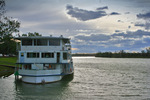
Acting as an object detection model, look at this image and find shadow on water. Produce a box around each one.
[14,74,74,99]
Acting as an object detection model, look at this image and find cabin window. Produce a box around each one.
[63,53,67,60]
[22,39,32,46]
[27,52,39,58]
[43,64,56,70]
[49,39,60,46]
[42,53,54,58]
[34,39,47,46]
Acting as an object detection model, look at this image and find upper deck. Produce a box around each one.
[15,36,72,64]
[15,36,71,52]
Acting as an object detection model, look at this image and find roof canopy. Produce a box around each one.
[14,36,70,40]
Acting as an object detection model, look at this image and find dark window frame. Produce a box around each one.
[22,39,32,46]
[27,52,40,58]
[34,39,48,46]
[49,39,60,46]
[63,53,68,60]
[42,52,54,58]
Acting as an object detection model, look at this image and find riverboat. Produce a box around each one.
[15,35,73,84]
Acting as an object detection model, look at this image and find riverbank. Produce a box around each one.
[0,66,14,77]
[95,52,150,58]
[0,57,17,77]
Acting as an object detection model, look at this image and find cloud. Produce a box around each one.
[136,12,150,30]
[110,12,121,15]
[137,12,150,19]
[66,5,120,21]
[115,30,121,32]
[112,30,150,38]
[96,6,108,10]
[135,22,150,30]
[66,5,107,21]
[74,34,111,42]
[72,30,150,53]
[125,12,130,14]
[71,48,78,51]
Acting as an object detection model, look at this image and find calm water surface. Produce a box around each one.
[0,57,150,100]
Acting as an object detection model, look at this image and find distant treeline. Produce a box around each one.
[72,53,96,56]
[95,49,150,58]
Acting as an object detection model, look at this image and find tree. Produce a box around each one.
[22,32,42,37]
[146,47,150,53]
[0,0,5,18]
[0,17,20,39]
[0,0,20,56]
[0,34,16,56]
[0,17,20,56]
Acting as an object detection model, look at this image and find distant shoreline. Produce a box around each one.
[72,53,150,58]
[72,53,96,57]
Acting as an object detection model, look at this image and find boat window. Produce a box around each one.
[49,39,60,46]
[34,39,47,46]
[43,64,56,70]
[23,64,31,70]
[27,52,39,58]
[22,39,32,46]
[63,53,67,60]
[42,53,54,58]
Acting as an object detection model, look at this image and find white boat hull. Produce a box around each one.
[22,75,63,84]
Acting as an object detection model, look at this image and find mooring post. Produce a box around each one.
[14,65,19,80]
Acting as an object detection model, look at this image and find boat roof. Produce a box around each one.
[14,36,70,40]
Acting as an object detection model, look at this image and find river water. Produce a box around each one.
[0,57,150,100]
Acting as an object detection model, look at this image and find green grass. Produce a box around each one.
[0,57,16,77]
[0,57,17,66]
[0,66,14,77]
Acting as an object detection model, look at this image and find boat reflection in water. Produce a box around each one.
[14,74,74,100]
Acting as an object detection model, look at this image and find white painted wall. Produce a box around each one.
[21,46,62,51]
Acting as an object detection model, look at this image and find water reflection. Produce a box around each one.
[14,75,74,100]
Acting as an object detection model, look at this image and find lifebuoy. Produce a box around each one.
[49,64,51,69]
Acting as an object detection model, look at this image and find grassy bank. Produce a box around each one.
[0,57,17,77]
[0,57,17,66]
[0,66,14,77]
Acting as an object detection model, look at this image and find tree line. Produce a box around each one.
[95,49,150,58]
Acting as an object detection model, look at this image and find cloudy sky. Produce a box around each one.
[5,0,150,53]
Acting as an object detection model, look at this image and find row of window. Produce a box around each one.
[22,52,68,59]
[22,39,60,46]
[26,52,54,58]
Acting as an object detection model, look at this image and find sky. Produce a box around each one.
[4,0,150,53]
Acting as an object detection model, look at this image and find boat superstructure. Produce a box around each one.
[15,36,73,84]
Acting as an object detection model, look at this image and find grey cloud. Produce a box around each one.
[66,5,120,21]
[96,6,108,10]
[125,12,130,14]
[134,23,145,27]
[137,12,150,19]
[66,5,107,21]
[74,34,111,41]
[73,30,150,52]
[135,22,150,30]
[115,30,121,32]
[136,12,150,30]
[112,30,150,38]
[110,12,120,15]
